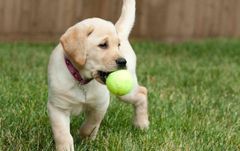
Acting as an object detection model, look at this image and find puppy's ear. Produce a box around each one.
[60,25,94,67]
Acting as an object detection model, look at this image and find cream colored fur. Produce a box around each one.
[47,0,149,150]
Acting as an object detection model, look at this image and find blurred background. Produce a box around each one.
[0,0,240,42]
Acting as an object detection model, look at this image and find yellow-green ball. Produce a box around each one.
[106,70,133,96]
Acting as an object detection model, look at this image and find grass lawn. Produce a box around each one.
[0,39,240,150]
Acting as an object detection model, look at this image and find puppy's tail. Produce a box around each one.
[115,0,136,39]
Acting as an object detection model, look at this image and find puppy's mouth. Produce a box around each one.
[93,70,114,84]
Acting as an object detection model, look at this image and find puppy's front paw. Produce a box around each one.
[79,124,99,140]
[56,141,74,151]
[133,115,149,130]
[54,134,74,151]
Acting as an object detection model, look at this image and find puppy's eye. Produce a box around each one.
[98,43,108,49]
[118,43,121,47]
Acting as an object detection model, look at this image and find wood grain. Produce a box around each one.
[0,0,240,42]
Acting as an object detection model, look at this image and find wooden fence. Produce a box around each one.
[1,0,240,42]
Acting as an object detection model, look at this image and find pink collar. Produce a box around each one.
[64,56,92,85]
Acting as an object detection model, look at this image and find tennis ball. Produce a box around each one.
[106,70,133,96]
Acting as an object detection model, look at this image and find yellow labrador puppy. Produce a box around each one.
[47,0,149,150]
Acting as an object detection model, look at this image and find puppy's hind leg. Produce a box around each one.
[120,85,149,129]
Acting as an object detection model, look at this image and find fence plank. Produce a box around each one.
[0,0,5,31]
[235,0,240,36]
[165,0,182,40]
[19,0,31,33]
[178,0,196,40]
[3,0,14,33]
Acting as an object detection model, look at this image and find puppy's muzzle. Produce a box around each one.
[94,58,127,85]
[116,57,127,69]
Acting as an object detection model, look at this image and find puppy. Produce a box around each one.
[47,0,149,150]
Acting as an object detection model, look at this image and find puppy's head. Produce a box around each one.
[60,18,126,84]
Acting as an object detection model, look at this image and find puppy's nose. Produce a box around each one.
[116,57,127,68]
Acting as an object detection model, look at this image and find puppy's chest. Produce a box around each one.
[67,85,87,103]
[67,84,98,104]
[53,82,106,111]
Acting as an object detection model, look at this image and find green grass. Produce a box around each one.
[1,39,240,150]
